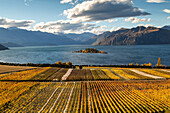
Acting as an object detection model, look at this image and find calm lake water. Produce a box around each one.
[0,45,170,66]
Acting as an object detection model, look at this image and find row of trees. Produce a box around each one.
[128,58,166,67]
[55,61,72,66]
[128,63,152,67]
[0,61,74,68]
[0,58,168,69]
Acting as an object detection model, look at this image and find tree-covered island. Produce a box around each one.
[73,48,107,54]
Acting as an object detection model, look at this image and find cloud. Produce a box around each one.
[33,20,105,34]
[0,17,35,28]
[106,19,118,23]
[163,9,170,13]
[24,0,32,6]
[146,0,166,3]
[60,0,79,5]
[63,0,150,22]
[96,19,118,23]
[167,16,170,19]
[109,26,116,32]
[89,25,108,34]
[60,0,73,4]
[138,24,153,27]
[125,17,151,23]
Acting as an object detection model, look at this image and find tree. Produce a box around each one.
[62,62,66,65]
[79,66,82,69]
[148,63,152,67]
[156,57,162,67]
[136,63,139,66]
[66,61,72,66]
[55,61,62,65]
[128,63,134,66]
[157,58,161,66]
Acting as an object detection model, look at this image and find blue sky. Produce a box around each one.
[0,0,169,34]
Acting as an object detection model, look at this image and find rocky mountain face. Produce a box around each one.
[87,26,170,46]
[0,27,78,46]
[83,31,111,45]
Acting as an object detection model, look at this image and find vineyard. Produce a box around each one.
[0,80,169,112]
[0,66,170,112]
[0,67,169,81]
[0,65,35,74]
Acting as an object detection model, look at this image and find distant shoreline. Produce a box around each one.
[0,62,169,69]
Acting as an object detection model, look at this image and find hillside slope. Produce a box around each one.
[0,27,78,46]
[59,32,95,42]
[88,26,170,46]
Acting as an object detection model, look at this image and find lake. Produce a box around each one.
[0,45,170,66]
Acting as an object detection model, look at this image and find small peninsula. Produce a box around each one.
[0,44,9,50]
[73,48,107,54]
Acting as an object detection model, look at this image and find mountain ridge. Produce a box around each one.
[0,27,78,46]
[85,26,170,46]
[58,32,96,42]
[1,25,170,46]
[162,25,170,30]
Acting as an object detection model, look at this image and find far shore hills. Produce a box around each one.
[0,25,170,48]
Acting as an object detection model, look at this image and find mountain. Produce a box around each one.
[0,42,23,47]
[84,31,111,45]
[0,44,9,50]
[86,26,170,46]
[162,25,170,30]
[0,27,78,46]
[58,32,96,42]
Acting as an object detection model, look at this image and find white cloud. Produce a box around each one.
[125,17,151,23]
[96,19,118,23]
[146,0,166,3]
[60,0,79,5]
[163,9,170,13]
[24,0,32,6]
[156,26,162,28]
[167,16,170,19]
[0,17,35,28]
[138,24,153,27]
[106,19,118,23]
[90,25,108,34]
[144,24,152,27]
[60,0,73,4]
[75,0,79,4]
[109,26,116,32]
[33,20,105,34]
[63,0,150,22]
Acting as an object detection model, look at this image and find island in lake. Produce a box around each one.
[73,48,107,54]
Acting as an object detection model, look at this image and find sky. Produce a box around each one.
[0,0,170,34]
